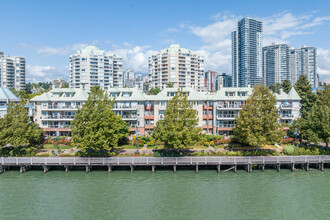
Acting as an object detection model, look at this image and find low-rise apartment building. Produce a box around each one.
[31,87,301,137]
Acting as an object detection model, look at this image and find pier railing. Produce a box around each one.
[1,155,330,166]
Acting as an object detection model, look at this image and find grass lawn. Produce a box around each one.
[42,144,72,150]
[190,145,209,149]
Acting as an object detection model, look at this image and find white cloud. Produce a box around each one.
[26,65,67,82]
[113,45,157,73]
[36,43,89,56]
[317,48,330,79]
[188,11,330,79]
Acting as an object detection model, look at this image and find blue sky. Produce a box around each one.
[1,0,330,82]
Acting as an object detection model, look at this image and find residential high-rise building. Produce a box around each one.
[52,78,66,89]
[123,69,135,87]
[216,73,232,90]
[69,46,123,90]
[262,43,290,87]
[148,44,205,91]
[204,70,217,92]
[289,46,318,87]
[289,48,302,85]
[232,18,263,87]
[301,47,318,87]
[0,52,26,90]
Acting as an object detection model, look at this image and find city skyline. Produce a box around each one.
[1,0,330,82]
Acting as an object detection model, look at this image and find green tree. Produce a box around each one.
[0,100,43,156]
[269,83,281,93]
[71,86,129,156]
[148,87,161,95]
[166,82,174,88]
[233,85,285,148]
[294,74,317,118]
[294,85,330,147]
[317,84,330,108]
[281,80,292,94]
[153,89,201,149]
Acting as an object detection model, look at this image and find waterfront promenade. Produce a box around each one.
[1,155,329,173]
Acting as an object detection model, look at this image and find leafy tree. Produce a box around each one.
[233,84,285,148]
[148,87,161,95]
[281,80,292,94]
[153,89,201,149]
[0,100,43,156]
[294,74,317,118]
[166,82,174,88]
[294,85,330,147]
[269,83,281,93]
[71,86,129,156]
[317,84,330,108]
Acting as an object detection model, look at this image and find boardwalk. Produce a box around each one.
[1,156,329,173]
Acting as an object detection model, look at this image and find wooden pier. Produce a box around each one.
[0,156,329,173]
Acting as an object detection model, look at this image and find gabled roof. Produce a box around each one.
[287,87,301,100]
[0,88,20,102]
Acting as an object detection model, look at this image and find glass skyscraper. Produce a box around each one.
[232,18,263,87]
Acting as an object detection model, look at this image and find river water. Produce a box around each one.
[0,168,329,220]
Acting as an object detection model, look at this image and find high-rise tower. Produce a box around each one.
[232,18,263,87]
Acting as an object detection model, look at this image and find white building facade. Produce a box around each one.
[31,87,301,137]
[148,44,205,91]
[0,52,26,91]
[69,46,123,90]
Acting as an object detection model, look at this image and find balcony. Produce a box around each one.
[216,115,236,120]
[144,115,154,120]
[280,114,294,119]
[41,115,75,120]
[280,104,293,109]
[113,105,138,110]
[202,115,213,120]
[41,105,81,110]
[41,125,71,129]
[121,115,138,120]
[217,124,235,128]
[217,104,243,110]
[203,105,213,110]
[159,105,166,110]
[145,124,154,129]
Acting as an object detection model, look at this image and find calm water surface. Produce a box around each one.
[0,168,329,220]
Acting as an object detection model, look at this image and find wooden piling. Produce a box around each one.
[108,165,112,173]
[0,165,3,174]
[319,162,324,171]
[217,164,221,173]
[64,166,69,172]
[195,164,199,173]
[277,163,280,172]
[152,165,155,173]
[43,165,49,173]
[306,162,309,171]
[85,165,90,173]
[130,165,134,173]
[291,162,295,172]
[20,165,26,173]
[173,165,177,173]
[234,164,237,173]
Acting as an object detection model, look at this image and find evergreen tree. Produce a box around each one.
[269,83,281,93]
[153,89,201,149]
[294,85,330,147]
[148,87,161,95]
[294,74,316,118]
[281,80,292,94]
[71,86,129,156]
[0,100,43,155]
[317,84,330,108]
[233,85,285,148]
